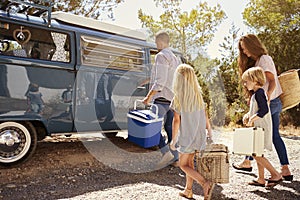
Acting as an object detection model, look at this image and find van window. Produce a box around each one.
[81,35,145,71]
[0,21,70,62]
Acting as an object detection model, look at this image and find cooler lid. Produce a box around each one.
[127,109,163,123]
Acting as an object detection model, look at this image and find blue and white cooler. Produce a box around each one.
[127,100,163,148]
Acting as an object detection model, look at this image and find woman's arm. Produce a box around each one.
[170,111,180,150]
[265,71,276,102]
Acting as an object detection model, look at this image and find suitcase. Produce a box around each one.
[127,100,163,148]
[232,127,264,157]
[196,144,229,183]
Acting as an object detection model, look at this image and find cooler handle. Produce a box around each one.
[134,99,159,120]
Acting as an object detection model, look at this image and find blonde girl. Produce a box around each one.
[169,64,214,200]
[242,67,282,187]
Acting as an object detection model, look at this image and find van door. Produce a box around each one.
[0,19,75,134]
[74,35,150,132]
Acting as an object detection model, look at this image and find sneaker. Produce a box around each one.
[155,151,174,169]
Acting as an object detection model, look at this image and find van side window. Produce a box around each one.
[0,21,70,62]
[81,35,145,71]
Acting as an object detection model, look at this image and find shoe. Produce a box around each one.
[155,151,174,169]
[283,175,293,181]
[179,189,193,199]
[248,180,265,187]
[266,178,283,188]
[232,163,252,172]
[204,183,215,200]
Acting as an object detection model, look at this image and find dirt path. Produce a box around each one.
[0,129,299,200]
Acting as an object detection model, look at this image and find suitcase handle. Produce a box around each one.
[134,100,159,120]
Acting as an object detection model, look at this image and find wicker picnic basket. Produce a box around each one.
[278,69,300,111]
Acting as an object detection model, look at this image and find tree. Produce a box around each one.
[218,23,241,105]
[243,0,300,73]
[54,0,123,20]
[0,0,123,20]
[138,0,226,59]
[194,56,227,126]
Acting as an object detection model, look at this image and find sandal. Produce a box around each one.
[179,189,193,199]
[266,178,283,188]
[283,175,293,181]
[232,163,253,172]
[248,180,265,187]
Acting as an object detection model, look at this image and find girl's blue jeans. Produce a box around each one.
[246,97,289,165]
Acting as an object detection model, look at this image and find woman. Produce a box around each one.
[232,34,293,181]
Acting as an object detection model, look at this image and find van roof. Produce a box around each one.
[51,12,146,41]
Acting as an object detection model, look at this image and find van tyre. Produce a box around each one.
[0,122,37,166]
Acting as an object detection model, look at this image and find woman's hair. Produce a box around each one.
[237,34,268,99]
[237,34,268,77]
[242,66,266,87]
[172,64,204,112]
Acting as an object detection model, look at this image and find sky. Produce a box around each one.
[103,0,250,59]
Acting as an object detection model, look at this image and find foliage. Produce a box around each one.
[0,0,123,20]
[191,54,227,126]
[214,24,248,125]
[243,0,300,125]
[243,0,299,33]
[243,0,300,73]
[138,0,226,59]
[218,24,240,105]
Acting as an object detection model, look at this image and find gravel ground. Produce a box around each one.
[0,128,299,200]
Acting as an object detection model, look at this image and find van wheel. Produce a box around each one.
[0,122,37,166]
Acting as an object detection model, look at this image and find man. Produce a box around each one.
[143,31,180,168]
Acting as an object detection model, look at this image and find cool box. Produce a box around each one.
[127,101,163,148]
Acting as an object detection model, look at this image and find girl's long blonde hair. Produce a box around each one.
[172,64,204,112]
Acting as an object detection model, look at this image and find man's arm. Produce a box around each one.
[142,89,158,105]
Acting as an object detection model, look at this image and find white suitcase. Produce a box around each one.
[232,127,264,157]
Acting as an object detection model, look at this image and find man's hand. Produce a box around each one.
[142,96,151,105]
[142,90,157,105]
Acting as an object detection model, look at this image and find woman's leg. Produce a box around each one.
[232,156,253,171]
[270,98,291,176]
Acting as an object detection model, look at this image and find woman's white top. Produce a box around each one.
[255,55,283,100]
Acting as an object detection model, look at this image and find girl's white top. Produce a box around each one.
[249,92,273,151]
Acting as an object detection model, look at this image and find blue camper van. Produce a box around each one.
[0,1,182,165]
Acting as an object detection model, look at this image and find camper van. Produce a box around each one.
[0,1,182,165]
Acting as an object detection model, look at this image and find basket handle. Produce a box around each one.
[134,100,159,120]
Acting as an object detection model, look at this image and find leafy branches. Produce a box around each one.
[138,0,226,59]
